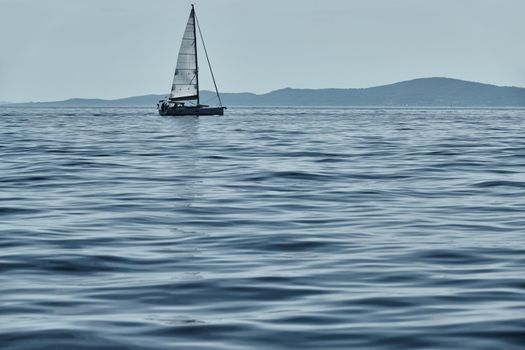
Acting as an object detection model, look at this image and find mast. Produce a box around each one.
[192,4,199,106]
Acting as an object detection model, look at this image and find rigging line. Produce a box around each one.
[194,11,223,107]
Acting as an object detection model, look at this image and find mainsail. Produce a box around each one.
[169,8,198,101]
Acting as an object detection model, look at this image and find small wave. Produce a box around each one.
[473,180,525,188]
[0,206,42,216]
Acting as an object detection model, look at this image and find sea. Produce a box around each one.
[1,107,525,350]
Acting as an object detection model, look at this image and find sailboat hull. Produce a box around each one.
[159,106,225,116]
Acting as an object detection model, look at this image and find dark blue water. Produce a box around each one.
[1,107,525,350]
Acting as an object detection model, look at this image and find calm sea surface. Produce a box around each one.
[1,107,525,350]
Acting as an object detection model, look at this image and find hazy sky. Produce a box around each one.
[1,0,524,102]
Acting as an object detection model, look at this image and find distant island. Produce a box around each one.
[6,77,525,107]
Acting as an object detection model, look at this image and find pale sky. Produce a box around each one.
[1,0,524,102]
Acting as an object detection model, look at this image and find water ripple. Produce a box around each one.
[1,107,525,349]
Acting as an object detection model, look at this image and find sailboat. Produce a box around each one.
[158,5,226,116]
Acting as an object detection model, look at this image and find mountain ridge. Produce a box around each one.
[5,77,525,107]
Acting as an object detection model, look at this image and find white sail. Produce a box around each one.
[169,8,198,101]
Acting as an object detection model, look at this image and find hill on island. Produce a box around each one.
[8,77,525,107]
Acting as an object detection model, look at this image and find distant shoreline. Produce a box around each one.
[4,77,525,107]
[3,106,525,110]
